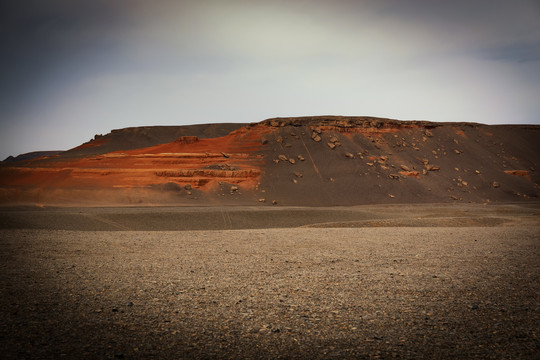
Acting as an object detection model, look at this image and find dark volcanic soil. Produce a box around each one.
[0,204,539,359]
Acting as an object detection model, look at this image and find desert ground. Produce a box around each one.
[1,203,539,359]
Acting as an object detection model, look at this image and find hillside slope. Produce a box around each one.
[1,116,538,206]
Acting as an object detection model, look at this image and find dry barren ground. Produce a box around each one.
[1,204,539,359]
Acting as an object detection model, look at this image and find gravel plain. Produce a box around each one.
[1,204,539,359]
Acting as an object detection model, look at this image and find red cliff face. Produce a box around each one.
[1,117,539,206]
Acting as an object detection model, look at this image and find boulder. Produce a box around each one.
[399,171,420,178]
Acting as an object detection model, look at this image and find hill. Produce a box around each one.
[1,116,538,206]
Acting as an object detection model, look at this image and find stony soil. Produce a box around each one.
[1,204,539,359]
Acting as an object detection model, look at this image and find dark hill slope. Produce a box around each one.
[254,117,539,205]
[65,123,246,158]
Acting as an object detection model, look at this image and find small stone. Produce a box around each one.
[278,155,288,161]
[492,181,500,188]
[454,149,461,154]
[288,158,296,164]
[400,165,411,171]
[388,194,395,198]
[184,184,192,190]
[272,200,278,205]
[327,142,336,149]
[258,198,266,202]
[345,152,355,159]
[297,155,305,161]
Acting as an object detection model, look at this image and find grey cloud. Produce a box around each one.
[1,0,540,160]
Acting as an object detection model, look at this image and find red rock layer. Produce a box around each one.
[0,124,273,202]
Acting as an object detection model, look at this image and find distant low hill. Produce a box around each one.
[3,151,64,163]
[1,116,538,206]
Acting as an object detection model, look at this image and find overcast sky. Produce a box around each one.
[1,0,539,159]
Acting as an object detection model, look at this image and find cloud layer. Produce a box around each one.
[1,0,539,159]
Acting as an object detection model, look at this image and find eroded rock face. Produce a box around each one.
[261,116,443,135]
[504,170,530,177]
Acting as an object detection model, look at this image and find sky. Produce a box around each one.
[1,0,540,159]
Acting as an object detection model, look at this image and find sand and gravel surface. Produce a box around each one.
[1,203,539,359]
